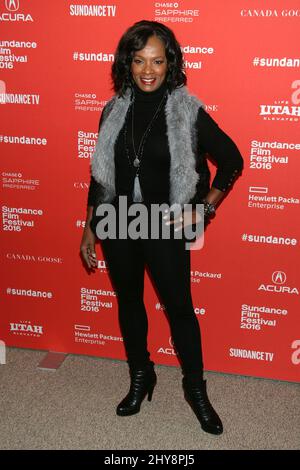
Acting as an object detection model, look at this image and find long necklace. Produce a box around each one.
[124,91,167,202]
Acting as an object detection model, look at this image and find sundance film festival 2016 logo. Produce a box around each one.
[249,140,292,172]
[2,205,43,232]
[259,80,300,122]
[180,44,214,71]
[80,286,115,313]
[1,0,33,22]
[258,271,299,295]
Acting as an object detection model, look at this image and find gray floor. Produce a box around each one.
[0,347,299,450]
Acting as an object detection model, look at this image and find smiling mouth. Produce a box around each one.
[140,78,156,85]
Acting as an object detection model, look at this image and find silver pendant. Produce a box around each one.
[133,158,140,168]
[133,174,143,202]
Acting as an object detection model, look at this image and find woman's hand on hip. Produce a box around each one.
[163,208,203,232]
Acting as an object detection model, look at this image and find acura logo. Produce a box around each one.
[272,271,286,285]
[5,0,19,11]
[169,336,174,348]
[258,271,298,295]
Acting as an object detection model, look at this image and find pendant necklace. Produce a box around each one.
[124,90,167,203]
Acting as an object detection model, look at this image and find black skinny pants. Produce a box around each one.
[99,203,204,380]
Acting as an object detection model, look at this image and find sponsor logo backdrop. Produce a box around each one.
[1,0,299,382]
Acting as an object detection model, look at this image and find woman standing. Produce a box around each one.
[80,20,243,435]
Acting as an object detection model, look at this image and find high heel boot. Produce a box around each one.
[116,361,157,416]
[182,378,223,435]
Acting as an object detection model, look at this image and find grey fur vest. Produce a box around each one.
[91,85,207,206]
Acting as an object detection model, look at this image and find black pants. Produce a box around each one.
[98,201,204,381]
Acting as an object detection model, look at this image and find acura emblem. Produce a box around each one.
[272,271,286,285]
[5,0,20,11]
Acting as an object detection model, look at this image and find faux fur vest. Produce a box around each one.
[91,86,208,206]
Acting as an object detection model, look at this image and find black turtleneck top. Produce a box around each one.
[87,80,243,206]
[114,80,171,204]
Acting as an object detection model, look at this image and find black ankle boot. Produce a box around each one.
[182,378,223,435]
[116,361,157,416]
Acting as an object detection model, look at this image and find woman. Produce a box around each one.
[80,20,243,436]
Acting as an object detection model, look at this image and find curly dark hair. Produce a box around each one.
[111,20,187,96]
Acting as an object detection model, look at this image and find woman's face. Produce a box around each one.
[130,35,168,92]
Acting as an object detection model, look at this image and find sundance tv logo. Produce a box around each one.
[69,4,117,17]
[258,271,299,295]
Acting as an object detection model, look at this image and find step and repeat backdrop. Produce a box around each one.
[1,0,299,382]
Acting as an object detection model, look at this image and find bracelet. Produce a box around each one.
[201,199,216,218]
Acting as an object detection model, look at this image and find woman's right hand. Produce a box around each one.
[80,222,98,271]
